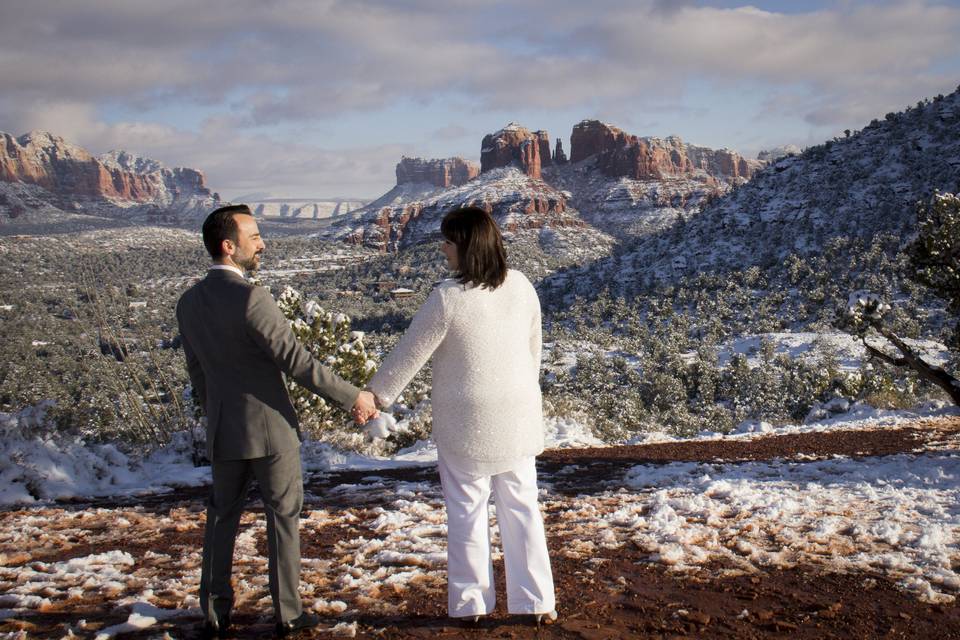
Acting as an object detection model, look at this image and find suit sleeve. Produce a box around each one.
[176,302,207,412]
[245,286,360,411]
[367,286,450,407]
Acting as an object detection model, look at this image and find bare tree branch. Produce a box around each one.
[865,325,960,405]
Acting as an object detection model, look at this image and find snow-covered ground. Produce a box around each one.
[553,448,959,604]
[1,404,958,638]
[0,410,605,506]
[543,331,952,379]
[2,402,956,507]
[713,331,952,371]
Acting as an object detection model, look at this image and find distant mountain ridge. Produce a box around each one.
[248,199,368,221]
[539,87,960,303]
[331,119,761,251]
[0,119,765,237]
[0,131,219,223]
[333,166,582,252]
[649,90,960,277]
[568,120,761,182]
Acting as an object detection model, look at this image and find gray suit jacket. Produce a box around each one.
[176,269,360,460]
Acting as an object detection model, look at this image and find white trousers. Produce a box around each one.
[437,455,556,617]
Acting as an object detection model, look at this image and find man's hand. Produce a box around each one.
[351,390,379,425]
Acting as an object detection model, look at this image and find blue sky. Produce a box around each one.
[2,0,958,199]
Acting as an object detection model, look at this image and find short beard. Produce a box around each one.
[237,253,261,272]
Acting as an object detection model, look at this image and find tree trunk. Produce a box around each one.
[862,328,960,405]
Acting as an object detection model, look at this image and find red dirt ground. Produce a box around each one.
[2,416,959,639]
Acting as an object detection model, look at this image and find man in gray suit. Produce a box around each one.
[177,204,378,638]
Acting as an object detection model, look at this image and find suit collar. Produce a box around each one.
[206,266,247,281]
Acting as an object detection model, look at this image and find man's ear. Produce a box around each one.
[221,238,235,256]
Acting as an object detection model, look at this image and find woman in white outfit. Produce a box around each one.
[367,206,557,625]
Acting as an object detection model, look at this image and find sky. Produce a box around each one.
[1,0,959,200]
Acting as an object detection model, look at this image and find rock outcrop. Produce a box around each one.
[480,124,551,179]
[333,118,768,251]
[569,120,759,182]
[339,167,577,252]
[757,144,803,162]
[395,156,479,188]
[537,130,552,168]
[553,139,568,165]
[569,120,634,164]
[1,132,212,203]
[0,131,216,219]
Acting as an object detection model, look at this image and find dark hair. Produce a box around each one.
[202,204,253,258]
[440,206,507,290]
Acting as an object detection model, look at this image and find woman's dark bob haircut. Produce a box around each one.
[440,206,507,290]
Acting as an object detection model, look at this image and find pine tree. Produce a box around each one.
[907,191,960,349]
[844,290,960,405]
[275,285,377,434]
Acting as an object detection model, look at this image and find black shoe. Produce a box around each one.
[275,612,320,638]
[451,614,483,628]
[200,613,231,639]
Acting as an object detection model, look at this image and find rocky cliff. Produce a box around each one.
[333,118,768,250]
[0,131,217,221]
[480,123,551,179]
[569,120,760,182]
[395,156,479,188]
[336,168,578,252]
[340,126,572,252]
[553,138,568,165]
[546,89,960,298]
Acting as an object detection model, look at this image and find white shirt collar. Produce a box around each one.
[209,264,245,278]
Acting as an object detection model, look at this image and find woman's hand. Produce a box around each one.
[351,390,379,425]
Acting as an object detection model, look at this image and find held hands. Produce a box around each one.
[363,412,398,440]
[350,390,379,425]
[352,389,398,441]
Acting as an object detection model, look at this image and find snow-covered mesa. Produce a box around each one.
[250,199,367,220]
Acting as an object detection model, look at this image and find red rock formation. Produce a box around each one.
[553,138,568,164]
[4,132,99,196]
[346,168,578,252]
[569,120,634,164]
[344,202,429,252]
[480,123,544,179]
[685,145,759,181]
[464,195,567,219]
[0,130,211,204]
[536,130,552,167]
[569,121,756,181]
[395,157,479,188]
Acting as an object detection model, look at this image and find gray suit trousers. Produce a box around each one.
[199,448,303,623]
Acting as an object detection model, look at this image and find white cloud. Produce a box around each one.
[0,105,409,199]
[0,0,957,194]
[431,124,470,140]
[1,101,101,141]
[3,0,954,126]
[103,118,410,199]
